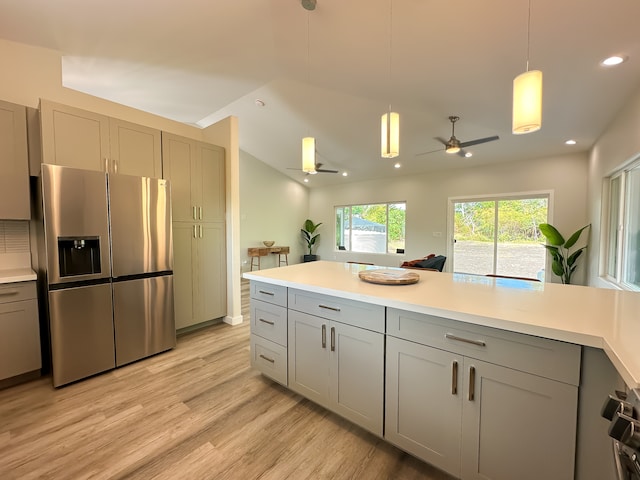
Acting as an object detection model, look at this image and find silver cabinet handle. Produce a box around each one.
[192,225,197,238]
[113,158,118,174]
[0,290,19,296]
[319,304,341,312]
[330,326,335,352]
[259,354,275,364]
[445,333,486,347]
[104,157,109,172]
[199,224,203,238]
[199,206,203,220]
[322,324,326,348]
[258,318,275,326]
[452,360,458,395]
[193,206,197,220]
[258,290,275,296]
[468,366,476,401]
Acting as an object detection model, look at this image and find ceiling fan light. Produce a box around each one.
[512,69,542,134]
[445,145,460,154]
[302,137,316,173]
[381,111,399,158]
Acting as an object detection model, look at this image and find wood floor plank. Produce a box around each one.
[0,282,454,480]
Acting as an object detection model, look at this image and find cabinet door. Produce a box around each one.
[40,100,110,171]
[331,321,384,436]
[0,100,30,219]
[0,299,41,380]
[196,143,225,223]
[172,223,197,330]
[162,133,196,222]
[385,336,463,477]
[109,118,162,178]
[461,358,578,480]
[288,309,330,408]
[198,223,226,321]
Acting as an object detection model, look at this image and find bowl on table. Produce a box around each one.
[263,241,275,247]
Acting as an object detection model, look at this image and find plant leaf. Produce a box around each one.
[567,247,585,266]
[551,259,564,277]
[539,223,565,246]
[564,224,590,249]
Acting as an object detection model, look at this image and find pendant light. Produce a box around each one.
[512,0,542,134]
[381,0,399,158]
[301,2,316,173]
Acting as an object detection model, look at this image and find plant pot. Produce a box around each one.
[303,254,317,263]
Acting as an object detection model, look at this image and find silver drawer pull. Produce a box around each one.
[445,333,486,347]
[259,354,275,364]
[322,324,326,348]
[0,290,19,296]
[258,290,275,296]
[468,366,476,401]
[258,318,275,326]
[319,304,341,312]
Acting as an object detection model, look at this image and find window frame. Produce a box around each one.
[602,157,640,291]
[447,190,553,278]
[334,201,406,255]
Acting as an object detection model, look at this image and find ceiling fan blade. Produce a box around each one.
[459,135,499,148]
[316,168,339,173]
[415,147,444,157]
[435,136,449,146]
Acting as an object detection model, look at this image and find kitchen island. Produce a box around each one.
[244,261,635,479]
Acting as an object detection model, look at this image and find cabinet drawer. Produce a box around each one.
[251,299,287,346]
[250,281,287,307]
[0,282,37,304]
[288,288,385,333]
[250,334,287,386]
[387,307,581,385]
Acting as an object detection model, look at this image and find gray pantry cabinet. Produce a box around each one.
[39,99,162,178]
[163,133,226,329]
[0,99,30,220]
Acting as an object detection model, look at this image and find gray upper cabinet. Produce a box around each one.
[0,100,30,219]
[39,100,162,178]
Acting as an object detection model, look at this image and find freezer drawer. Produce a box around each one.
[49,283,115,387]
[113,275,176,367]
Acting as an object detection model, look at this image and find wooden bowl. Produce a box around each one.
[263,241,275,247]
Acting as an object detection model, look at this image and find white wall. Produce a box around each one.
[587,84,640,287]
[309,152,589,278]
[239,150,309,272]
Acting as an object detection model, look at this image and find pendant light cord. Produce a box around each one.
[388,0,393,114]
[526,0,531,72]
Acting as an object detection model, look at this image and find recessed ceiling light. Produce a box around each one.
[303,178,309,183]
[464,152,473,158]
[254,99,266,107]
[394,163,401,169]
[601,56,627,67]
[565,139,577,145]
[342,172,348,177]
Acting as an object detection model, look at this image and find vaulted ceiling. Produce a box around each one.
[1,0,639,187]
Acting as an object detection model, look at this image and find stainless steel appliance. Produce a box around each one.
[602,389,640,479]
[40,164,175,387]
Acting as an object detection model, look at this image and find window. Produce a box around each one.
[335,202,406,254]
[450,195,549,280]
[605,160,640,290]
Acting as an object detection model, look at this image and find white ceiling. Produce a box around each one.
[1,0,640,187]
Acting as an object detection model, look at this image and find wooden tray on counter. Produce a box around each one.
[358,269,420,285]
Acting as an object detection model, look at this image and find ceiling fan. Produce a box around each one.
[287,162,339,175]
[417,116,499,157]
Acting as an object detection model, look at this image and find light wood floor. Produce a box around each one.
[0,280,453,480]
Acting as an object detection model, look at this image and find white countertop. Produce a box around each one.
[244,261,640,388]
[0,268,37,284]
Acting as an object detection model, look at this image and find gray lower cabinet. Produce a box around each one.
[0,281,41,382]
[288,309,384,436]
[385,308,580,480]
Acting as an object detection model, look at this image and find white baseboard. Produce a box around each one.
[224,314,244,326]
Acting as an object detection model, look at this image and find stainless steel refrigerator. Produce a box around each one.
[40,164,175,387]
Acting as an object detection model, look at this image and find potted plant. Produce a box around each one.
[301,219,322,262]
[539,223,590,284]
